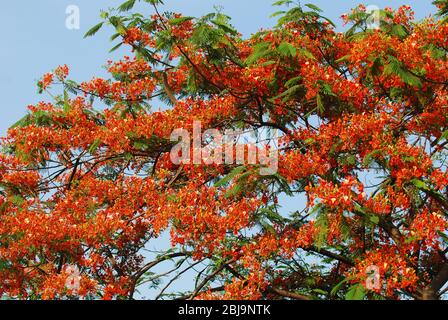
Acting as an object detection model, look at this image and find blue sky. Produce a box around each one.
[0,0,438,299]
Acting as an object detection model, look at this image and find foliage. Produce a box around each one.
[0,0,447,300]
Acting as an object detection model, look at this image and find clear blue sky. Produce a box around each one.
[0,0,437,299]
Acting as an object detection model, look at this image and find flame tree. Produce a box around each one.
[0,0,448,300]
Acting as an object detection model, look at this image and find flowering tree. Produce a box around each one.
[0,0,447,300]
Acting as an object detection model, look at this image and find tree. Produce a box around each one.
[0,0,447,300]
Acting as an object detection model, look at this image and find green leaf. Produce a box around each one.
[245,42,271,65]
[215,166,246,187]
[10,114,32,129]
[212,19,237,36]
[330,278,350,297]
[370,57,383,77]
[124,152,133,161]
[258,207,287,224]
[340,154,356,166]
[109,42,123,53]
[224,184,243,199]
[11,195,24,206]
[260,220,277,234]
[262,60,276,66]
[400,71,422,87]
[109,16,126,35]
[425,44,446,60]
[270,11,286,18]
[118,0,136,12]
[316,93,324,113]
[63,91,71,113]
[345,284,366,300]
[383,55,422,88]
[273,173,294,196]
[321,83,335,96]
[272,0,293,6]
[362,150,382,167]
[433,0,448,17]
[110,33,121,41]
[169,16,194,25]
[305,3,322,12]
[299,48,316,60]
[89,139,101,154]
[304,138,315,145]
[369,215,380,225]
[284,76,302,88]
[133,140,149,151]
[389,87,403,99]
[272,84,304,102]
[312,289,327,295]
[37,81,44,94]
[391,24,408,38]
[440,130,448,141]
[144,0,164,4]
[411,178,429,190]
[402,156,415,163]
[314,211,328,249]
[84,22,104,38]
[438,230,448,243]
[277,42,297,57]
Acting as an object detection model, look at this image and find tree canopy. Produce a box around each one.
[0,0,448,300]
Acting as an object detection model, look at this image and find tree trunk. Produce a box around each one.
[418,263,448,300]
